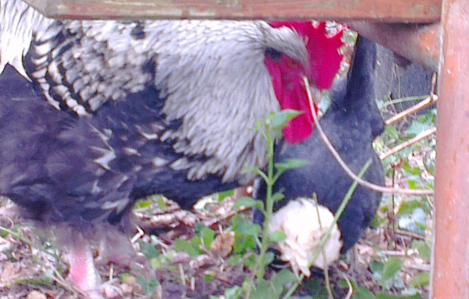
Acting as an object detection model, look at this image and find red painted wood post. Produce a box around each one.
[432,0,469,297]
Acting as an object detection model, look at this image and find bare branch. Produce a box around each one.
[380,127,436,160]
[385,95,438,127]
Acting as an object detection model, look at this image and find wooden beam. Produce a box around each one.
[349,22,440,72]
[432,0,469,297]
[24,0,441,22]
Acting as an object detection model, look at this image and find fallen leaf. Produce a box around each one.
[27,290,47,299]
[211,231,235,258]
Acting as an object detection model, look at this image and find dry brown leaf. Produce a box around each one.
[0,262,21,286]
[211,231,235,258]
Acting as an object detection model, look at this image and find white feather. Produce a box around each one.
[269,198,342,276]
[1,2,311,184]
[0,0,53,78]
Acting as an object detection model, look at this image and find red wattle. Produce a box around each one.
[264,57,316,144]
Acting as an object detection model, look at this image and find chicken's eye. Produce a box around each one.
[265,47,283,61]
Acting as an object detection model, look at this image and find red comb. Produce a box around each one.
[270,22,344,90]
[267,22,344,144]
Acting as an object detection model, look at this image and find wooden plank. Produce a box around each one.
[24,0,441,22]
[432,0,469,297]
[349,22,440,71]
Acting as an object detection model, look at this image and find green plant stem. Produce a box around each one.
[282,274,304,299]
[256,123,275,282]
[313,199,334,299]
[309,160,372,267]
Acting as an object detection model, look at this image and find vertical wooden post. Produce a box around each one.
[432,0,469,297]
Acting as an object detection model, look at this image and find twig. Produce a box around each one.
[314,202,334,299]
[381,250,409,257]
[303,77,433,196]
[203,206,251,228]
[130,225,145,244]
[395,229,425,240]
[382,95,428,108]
[50,270,80,297]
[385,95,438,127]
[380,127,436,160]
[178,264,186,286]
[340,272,353,299]
[109,263,114,281]
[404,263,431,272]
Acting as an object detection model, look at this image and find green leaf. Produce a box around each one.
[217,189,235,202]
[272,192,285,204]
[196,225,215,250]
[137,276,159,296]
[235,223,261,237]
[411,272,430,289]
[16,277,54,287]
[245,254,258,270]
[264,251,275,267]
[397,200,422,216]
[275,159,309,172]
[272,269,297,289]
[270,110,303,133]
[406,122,432,138]
[405,109,436,138]
[155,196,169,210]
[135,199,152,210]
[370,261,384,281]
[376,294,420,299]
[383,126,400,142]
[371,213,386,229]
[251,279,277,299]
[227,255,243,267]
[224,286,242,299]
[0,227,10,238]
[149,256,164,270]
[354,286,376,299]
[270,231,287,243]
[402,162,423,177]
[370,261,384,273]
[407,180,419,190]
[232,197,263,211]
[304,279,329,299]
[381,258,403,289]
[231,215,261,255]
[204,274,216,284]
[140,242,159,260]
[412,240,431,261]
[174,239,200,257]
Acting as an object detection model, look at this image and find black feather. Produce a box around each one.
[0,64,236,229]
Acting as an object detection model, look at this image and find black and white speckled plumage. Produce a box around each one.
[255,37,385,253]
[0,0,313,230]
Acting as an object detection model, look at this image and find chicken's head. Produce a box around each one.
[264,22,344,144]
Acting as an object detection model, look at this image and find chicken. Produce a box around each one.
[254,36,385,276]
[0,0,344,295]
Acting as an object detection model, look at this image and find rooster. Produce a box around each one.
[0,0,344,296]
[254,36,385,276]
